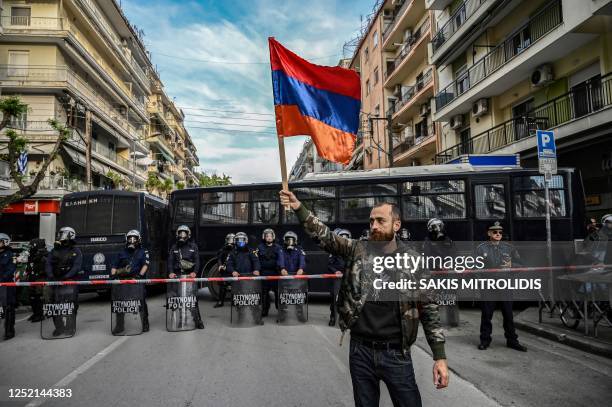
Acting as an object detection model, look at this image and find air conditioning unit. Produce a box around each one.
[420,103,430,117]
[531,64,553,87]
[450,114,464,130]
[393,84,402,96]
[472,98,489,118]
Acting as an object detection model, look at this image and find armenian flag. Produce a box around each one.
[269,37,361,165]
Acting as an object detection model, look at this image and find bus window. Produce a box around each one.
[85,194,113,235]
[174,199,197,227]
[252,190,279,224]
[200,191,248,225]
[475,184,506,219]
[339,184,397,197]
[513,175,566,217]
[402,180,465,220]
[59,196,87,233]
[339,184,397,222]
[284,186,336,224]
[112,195,138,233]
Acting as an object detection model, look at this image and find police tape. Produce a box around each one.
[0,273,343,287]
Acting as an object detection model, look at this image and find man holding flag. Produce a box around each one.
[271,38,449,407]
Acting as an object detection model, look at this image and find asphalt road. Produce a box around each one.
[1,288,611,407]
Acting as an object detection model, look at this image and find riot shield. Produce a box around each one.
[0,286,6,320]
[111,284,144,336]
[230,279,263,327]
[277,279,308,324]
[166,281,200,332]
[41,285,78,339]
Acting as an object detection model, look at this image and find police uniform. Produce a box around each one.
[1,247,16,339]
[45,243,82,334]
[168,240,204,328]
[257,242,284,316]
[226,247,260,275]
[327,254,345,325]
[214,246,234,307]
[475,222,525,351]
[280,245,306,275]
[112,247,150,332]
[26,239,48,322]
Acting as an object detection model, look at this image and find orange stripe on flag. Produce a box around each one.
[275,105,356,165]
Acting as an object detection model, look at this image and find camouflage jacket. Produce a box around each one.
[295,205,446,360]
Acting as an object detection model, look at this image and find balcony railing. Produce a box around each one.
[1,175,90,193]
[385,18,430,80]
[388,69,433,115]
[382,0,413,40]
[0,15,65,30]
[435,0,562,110]
[0,65,143,141]
[436,72,612,163]
[431,0,486,54]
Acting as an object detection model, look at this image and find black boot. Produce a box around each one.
[261,292,270,317]
[4,306,15,340]
[328,313,336,327]
[214,285,226,308]
[30,296,44,323]
[112,314,125,335]
[141,301,149,332]
[195,307,204,329]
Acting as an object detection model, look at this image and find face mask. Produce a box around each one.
[236,240,246,248]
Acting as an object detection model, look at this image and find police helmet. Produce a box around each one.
[427,218,444,232]
[336,228,351,239]
[360,229,370,241]
[398,228,411,241]
[126,229,141,246]
[0,233,10,247]
[57,226,76,242]
[602,214,612,225]
[235,232,248,248]
[176,225,191,242]
[262,228,275,240]
[284,231,298,247]
[225,233,235,246]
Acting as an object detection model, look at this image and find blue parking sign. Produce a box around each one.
[536,130,556,158]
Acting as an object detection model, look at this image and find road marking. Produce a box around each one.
[24,336,130,407]
[313,325,349,375]
[16,315,30,323]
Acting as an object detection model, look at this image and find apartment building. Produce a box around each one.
[429,0,612,216]
[0,0,199,240]
[346,0,440,169]
[289,139,344,180]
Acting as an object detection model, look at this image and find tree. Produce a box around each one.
[176,181,185,190]
[0,96,70,210]
[198,173,232,187]
[145,173,162,193]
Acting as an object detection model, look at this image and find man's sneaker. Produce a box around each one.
[507,342,527,352]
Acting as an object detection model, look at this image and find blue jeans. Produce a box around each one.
[349,339,422,407]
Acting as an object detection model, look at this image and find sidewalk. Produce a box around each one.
[514,306,612,359]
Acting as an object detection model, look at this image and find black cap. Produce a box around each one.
[488,221,503,231]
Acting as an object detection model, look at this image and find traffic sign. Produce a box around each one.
[536,130,556,158]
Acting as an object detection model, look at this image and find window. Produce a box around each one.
[112,195,139,233]
[513,175,566,217]
[373,31,379,48]
[364,47,369,62]
[340,184,398,222]
[59,196,88,234]
[174,198,196,227]
[8,51,29,76]
[284,187,336,224]
[200,191,249,224]
[402,180,466,220]
[85,195,114,235]
[365,80,371,96]
[11,7,31,26]
[374,67,379,85]
[252,189,279,224]
[9,111,27,130]
[475,184,506,219]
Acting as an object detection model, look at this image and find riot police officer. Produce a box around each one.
[0,233,16,340]
[280,231,306,276]
[168,225,204,329]
[214,233,235,308]
[45,226,82,336]
[226,232,260,276]
[328,228,350,326]
[359,229,370,241]
[26,238,48,323]
[257,228,284,317]
[111,230,150,333]
[475,222,526,352]
[397,227,411,242]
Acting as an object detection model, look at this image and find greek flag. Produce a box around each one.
[17,151,28,175]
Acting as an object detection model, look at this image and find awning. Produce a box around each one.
[62,145,108,175]
[156,147,175,164]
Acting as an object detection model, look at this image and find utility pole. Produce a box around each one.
[85,110,92,191]
[387,112,394,168]
[369,116,393,168]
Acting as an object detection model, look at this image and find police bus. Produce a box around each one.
[57,191,168,294]
[168,164,586,298]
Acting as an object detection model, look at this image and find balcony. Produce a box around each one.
[382,0,427,50]
[434,0,565,119]
[0,65,143,144]
[0,176,90,195]
[384,18,430,87]
[436,72,612,163]
[426,0,454,10]
[0,15,66,31]
[393,130,437,166]
[430,0,487,59]
[388,68,434,119]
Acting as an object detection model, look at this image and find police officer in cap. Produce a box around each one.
[226,232,260,277]
[328,228,350,326]
[213,233,235,308]
[26,238,48,323]
[45,226,82,336]
[257,228,284,317]
[168,225,204,329]
[111,230,150,333]
[475,222,526,352]
[0,233,16,340]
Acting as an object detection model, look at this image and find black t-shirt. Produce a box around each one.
[351,300,402,342]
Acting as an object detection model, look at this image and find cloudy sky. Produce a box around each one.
[121,0,373,184]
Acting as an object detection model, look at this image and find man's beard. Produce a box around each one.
[370,230,395,241]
